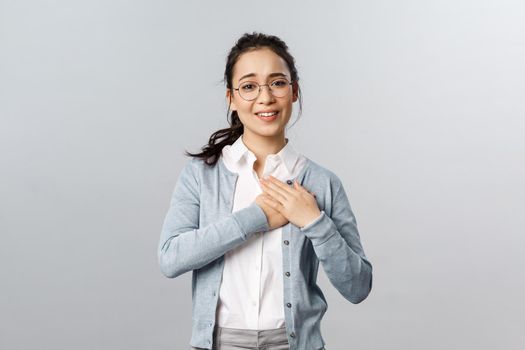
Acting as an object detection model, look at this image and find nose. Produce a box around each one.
[257,85,275,103]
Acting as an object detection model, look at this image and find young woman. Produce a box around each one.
[158,32,373,350]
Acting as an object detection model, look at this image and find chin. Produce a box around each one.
[254,127,285,137]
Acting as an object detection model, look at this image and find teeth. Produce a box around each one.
[257,112,277,117]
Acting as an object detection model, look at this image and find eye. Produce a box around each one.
[271,79,288,87]
[240,82,257,91]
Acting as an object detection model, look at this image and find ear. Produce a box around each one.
[291,81,299,102]
[226,89,237,112]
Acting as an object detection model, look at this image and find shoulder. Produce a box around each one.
[303,156,344,190]
[177,157,204,185]
[181,156,223,179]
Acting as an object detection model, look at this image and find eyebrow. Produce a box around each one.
[238,72,288,82]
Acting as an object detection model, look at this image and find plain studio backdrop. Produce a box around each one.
[1,1,524,349]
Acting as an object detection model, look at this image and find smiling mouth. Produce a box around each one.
[255,111,278,116]
[255,111,279,121]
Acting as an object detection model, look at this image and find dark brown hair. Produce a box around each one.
[184,31,303,166]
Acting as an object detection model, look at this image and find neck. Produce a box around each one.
[241,132,288,164]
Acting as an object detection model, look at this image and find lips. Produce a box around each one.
[255,110,279,117]
[256,111,279,122]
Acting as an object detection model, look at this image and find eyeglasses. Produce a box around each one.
[233,78,293,101]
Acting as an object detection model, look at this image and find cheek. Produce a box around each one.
[234,99,250,112]
[281,112,292,124]
[237,103,256,119]
[236,111,255,126]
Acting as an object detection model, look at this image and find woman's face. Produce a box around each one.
[226,47,298,140]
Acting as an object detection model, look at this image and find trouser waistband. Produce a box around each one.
[213,325,289,347]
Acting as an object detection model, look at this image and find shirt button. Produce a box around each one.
[286,302,292,308]
[284,240,289,245]
[285,271,290,277]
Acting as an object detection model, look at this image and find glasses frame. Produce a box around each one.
[233,78,294,101]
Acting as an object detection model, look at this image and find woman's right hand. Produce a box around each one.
[255,193,289,230]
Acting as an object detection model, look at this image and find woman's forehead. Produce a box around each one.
[233,49,290,81]
[237,71,289,82]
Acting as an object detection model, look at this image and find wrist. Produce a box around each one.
[300,210,323,229]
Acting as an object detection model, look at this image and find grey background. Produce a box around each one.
[1,1,524,349]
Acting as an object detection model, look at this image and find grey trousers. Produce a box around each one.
[191,326,290,350]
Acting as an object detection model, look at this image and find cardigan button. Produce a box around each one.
[285,271,290,277]
[283,240,289,245]
[286,302,292,308]
[286,179,293,185]
[290,332,296,338]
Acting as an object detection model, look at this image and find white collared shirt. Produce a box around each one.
[216,134,308,330]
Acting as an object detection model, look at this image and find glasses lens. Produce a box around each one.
[238,79,291,100]
[270,79,291,98]
[239,82,259,101]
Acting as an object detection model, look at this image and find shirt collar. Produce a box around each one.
[228,134,299,175]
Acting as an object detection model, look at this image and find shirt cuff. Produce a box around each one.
[300,211,325,231]
[231,202,270,240]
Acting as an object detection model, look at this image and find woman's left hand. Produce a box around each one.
[259,175,322,229]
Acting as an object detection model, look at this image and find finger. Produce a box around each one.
[260,176,292,198]
[262,195,273,204]
[305,187,316,197]
[291,179,310,194]
[265,175,296,196]
[306,188,315,196]
[292,180,315,198]
[262,193,278,203]
[260,180,288,203]
[262,194,284,211]
[293,180,309,193]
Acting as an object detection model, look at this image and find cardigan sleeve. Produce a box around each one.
[300,179,373,304]
[157,159,270,279]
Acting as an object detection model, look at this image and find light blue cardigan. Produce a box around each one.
[158,155,373,350]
